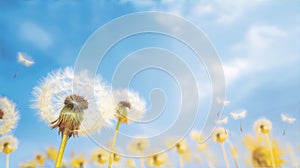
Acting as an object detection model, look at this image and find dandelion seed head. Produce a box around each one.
[71,155,86,168]
[175,139,189,154]
[0,96,19,134]
[128,137,150,155]
[230,109,247,120]
[35,153,46,165]
[92,148,109,165]
[146,151,168,167]
[32,67,115,136]
[212,127,228,143]
[190,130,202,142]
[254,118,272,134]
[0,135,18,154]
[113,89,146,123]
[281,113,296,124]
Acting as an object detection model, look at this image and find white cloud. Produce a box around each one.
[19,22,53,49]
[223,24,299,87]
[124,0,261,24]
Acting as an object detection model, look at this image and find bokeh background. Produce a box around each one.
[0,0,299,167]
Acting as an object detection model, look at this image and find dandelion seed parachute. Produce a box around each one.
[17,52,35,67]
[0,96,19,134]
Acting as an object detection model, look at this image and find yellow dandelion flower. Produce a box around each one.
[32,67,114,167]
[91,148,109,165]
[46,147,58,163]
[146,151,168,167]
[34,153,46,166]
[128,137,150,155]
[0,96,19,134]
[71,155,86,168]
[19,160,37,168]
[243,134,284,167]
[128,137,149,168]
[127,158,136,167]
[0,135,18,168]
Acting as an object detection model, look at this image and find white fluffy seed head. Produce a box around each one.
[32,67,115,136]
[0,135,18,154]
[254,118,272,134]
[0,96,20,134]
[113,89,146,123]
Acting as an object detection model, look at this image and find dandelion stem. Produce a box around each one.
[221,143,229,168]
[139,158,144,168]
[55,134,69,168]
[108,118,122,168]
[5,154,9,168]
[179,154,184,168]
[266,134,276,167]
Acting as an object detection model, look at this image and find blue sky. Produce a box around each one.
[0,0,299,167]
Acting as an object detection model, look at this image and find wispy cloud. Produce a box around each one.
[19,21,53,49]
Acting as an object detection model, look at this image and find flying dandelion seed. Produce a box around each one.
[212,127,229,168]
[281,113,296,135]
[32,67,115,168]
[108,89,146,168]
[216,97,230,116]
[216,116,228,125]
[17,52,35,67]
[0,96,19,135]
[230,109,247,132]
[0,135,18,168]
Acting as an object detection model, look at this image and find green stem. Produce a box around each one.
[108,118,122,168]
[55,134,69,168]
